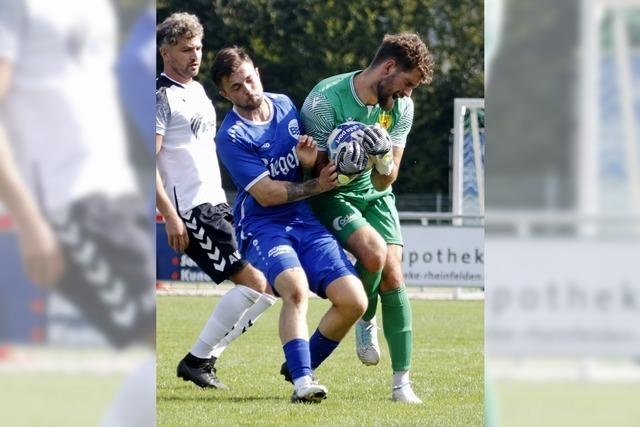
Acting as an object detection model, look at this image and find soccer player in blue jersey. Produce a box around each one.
[213,47,368,404]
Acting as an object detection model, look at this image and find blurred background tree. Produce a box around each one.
[157,0,484,210]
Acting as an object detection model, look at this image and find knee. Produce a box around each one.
[348,228,387,273]
[355,240,387,273]
[360,249,386,273]
[232,264,268,292]
[283,286,307,306]
[352,290,368,317]
[380,264,404,291]
[337,280,367,318]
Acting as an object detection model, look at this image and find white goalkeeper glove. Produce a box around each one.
[372,152,394,176]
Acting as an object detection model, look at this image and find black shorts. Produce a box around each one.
[180,203,247,284]
[50,194,155,349]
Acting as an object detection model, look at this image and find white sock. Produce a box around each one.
[293,374,313,392]
[190,285,261,359]
[210,293,277,358]
[392,370,410,389]
[102,354,156,427]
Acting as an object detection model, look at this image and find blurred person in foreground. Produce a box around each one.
[0,0,155,425]
[213,46,368,403]
[156,13,277,390]
[301,32,434,403]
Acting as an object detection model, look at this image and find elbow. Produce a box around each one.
[254,194,275,208]
[253,190,281,208]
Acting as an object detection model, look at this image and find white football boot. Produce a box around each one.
[291,381,328,403]
[355,317,380,366]
[392,382,423,404]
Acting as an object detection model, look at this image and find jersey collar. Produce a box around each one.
[233,95,273,125]
[349,71,367,108]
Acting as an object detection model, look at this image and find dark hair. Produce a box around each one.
[370,33,435,84]
[211,46,254,87]
[156,13,203,49]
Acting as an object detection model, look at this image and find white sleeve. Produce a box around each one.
[156,88,170,136]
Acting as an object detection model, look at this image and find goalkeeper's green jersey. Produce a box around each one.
[301,71,414,194]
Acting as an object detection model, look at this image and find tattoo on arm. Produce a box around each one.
[285,179,320,202]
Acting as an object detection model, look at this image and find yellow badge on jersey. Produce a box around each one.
[378,111,393,130]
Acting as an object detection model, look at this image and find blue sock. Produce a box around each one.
[309,329,339,370]
[283,338,312,381]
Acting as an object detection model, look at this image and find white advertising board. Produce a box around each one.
[486,238,640,356]
[401,225,484,287]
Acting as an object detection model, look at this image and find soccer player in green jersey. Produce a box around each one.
[301,33,434,403]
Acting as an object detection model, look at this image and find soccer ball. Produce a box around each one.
[326,121,370,186]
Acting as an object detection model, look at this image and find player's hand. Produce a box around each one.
[361,123,392,155]
[165,214,189,252]
[16,215,65,289]
[336,140,368,176]
[318,161,338,191]
[372,152,395,176]
[295,135,317,170]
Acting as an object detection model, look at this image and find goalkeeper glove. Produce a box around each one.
[372,152,394,176]
[336,140,368,183]
[361,123,392,156]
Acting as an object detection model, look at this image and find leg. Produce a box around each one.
[207,265,276,358]
[318,275,367,341]
[273,267,309,345]
[308,275,367,370]
[345,226,387,366]
[379,244,421,404]
[275,267,327,403]
[179,204,266,388]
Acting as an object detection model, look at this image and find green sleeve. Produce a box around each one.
[301,91,336,151]
[390,97,414,147]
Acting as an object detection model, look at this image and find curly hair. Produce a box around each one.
[370,33,435,85]
[157,13,204,48]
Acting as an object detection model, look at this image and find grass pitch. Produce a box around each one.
[157,295,483,426]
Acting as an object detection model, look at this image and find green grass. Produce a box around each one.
[157,296,484,426]
[0,374,123,426]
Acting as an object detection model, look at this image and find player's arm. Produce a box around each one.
[155,134,189,252]
[368,99,414,191]
[300,92,335,177]
[0,59,64,288]
[247,161,338,207]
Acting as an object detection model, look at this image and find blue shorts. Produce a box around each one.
[243,221,356,299]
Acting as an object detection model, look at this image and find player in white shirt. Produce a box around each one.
[156,13,276,389]
[0,1,155,425]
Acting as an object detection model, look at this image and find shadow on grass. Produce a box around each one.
[159,393,283,403]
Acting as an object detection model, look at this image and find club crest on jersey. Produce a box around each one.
[378,111,393,129]
[288,119,300,139]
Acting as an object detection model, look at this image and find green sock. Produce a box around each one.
[355,262,381,322]
[380,287,412,372]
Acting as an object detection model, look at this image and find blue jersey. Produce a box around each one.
[216,93,317,248]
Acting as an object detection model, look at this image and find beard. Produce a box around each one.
[376,79,396,111]
[238,93,263,111]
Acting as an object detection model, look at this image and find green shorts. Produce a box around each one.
[309,187,403,248]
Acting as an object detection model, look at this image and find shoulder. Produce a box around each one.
[312,72,355,94]
[396,96,414,116]
[156,74,184,91]
[266,92,295,110]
